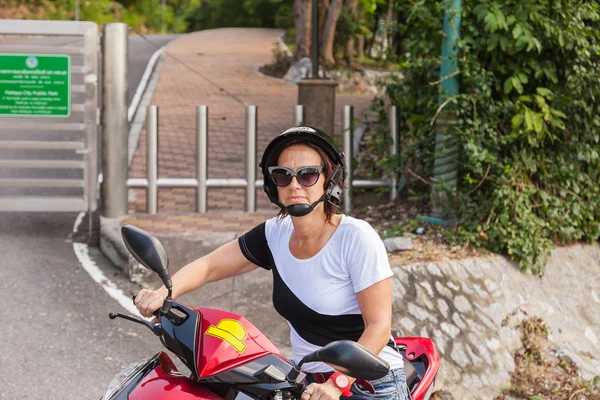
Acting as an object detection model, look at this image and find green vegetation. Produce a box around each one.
[365,0,600,273]
[0,0,293,33]
[187,0,293,32]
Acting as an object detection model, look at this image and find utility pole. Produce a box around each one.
[311,0,319,78]
[162,0,167,33]
[297,0,337,135]
[421,0,462,225]
[74,0,79,21]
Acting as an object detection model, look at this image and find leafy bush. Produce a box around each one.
[372,0,600,272]
[7,0,192,33]
[187,0,292,31]
[259,44,293,78]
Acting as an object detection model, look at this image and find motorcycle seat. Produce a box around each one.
[403,358,418,388]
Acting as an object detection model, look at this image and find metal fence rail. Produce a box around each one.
[127,104,398,214]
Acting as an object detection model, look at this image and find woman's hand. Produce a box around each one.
[134,288,166,318]
[301,381,343,400]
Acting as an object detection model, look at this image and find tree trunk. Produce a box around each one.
[356,4,365,58]
[344,0,358,66]
[321,0,343,65]
[294,0,312,59]
[379,0,394,58]
[319,0,330,52]
[357,35,365,58]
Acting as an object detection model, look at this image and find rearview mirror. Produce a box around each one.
[121,225,172,290]
[300,340,389,381]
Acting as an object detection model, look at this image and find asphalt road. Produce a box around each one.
[0,33,178,399]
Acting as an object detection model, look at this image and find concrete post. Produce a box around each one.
[147,106,158,214]
[294,104,304,126]
[297,79,338,135]
[390,105,398,202]
[101,23,128,218]
[246,105,257,212]
[196,106,208,213]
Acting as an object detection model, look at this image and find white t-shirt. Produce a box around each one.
[262,215,404,373]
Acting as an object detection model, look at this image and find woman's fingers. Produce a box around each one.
[300,388,311,400]
[302,382,342,400]
[134,289,163,318]
[141,297,158,318]
[133,289,145,305]
[301,383,317,400]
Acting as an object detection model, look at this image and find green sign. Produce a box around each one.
[0,53,71,118]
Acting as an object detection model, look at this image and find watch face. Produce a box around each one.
[335,375,350,387]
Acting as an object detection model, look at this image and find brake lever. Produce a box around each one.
[107,294,161,335]
[109,312,162,336]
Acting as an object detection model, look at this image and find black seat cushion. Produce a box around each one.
[403,358,418,388]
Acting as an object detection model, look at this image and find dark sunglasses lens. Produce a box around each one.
[297,167,320,186]
[271,169,292,186]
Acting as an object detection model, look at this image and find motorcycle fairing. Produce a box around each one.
[198,353,305,400]
[159,302,202,379]
[109,352,222,400]
[196,307,281,378]
[127,352,224,400]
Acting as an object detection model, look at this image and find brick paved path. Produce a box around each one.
[127,28,373,232]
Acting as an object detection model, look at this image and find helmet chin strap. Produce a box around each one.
[284,194,326,217]
[267,192,326,217]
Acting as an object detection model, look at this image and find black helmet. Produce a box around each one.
[260,126,345,217]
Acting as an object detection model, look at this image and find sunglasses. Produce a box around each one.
[268,165,324,187]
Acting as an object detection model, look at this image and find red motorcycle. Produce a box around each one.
[102,225,440,400]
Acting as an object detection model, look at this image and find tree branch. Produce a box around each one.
[429,71,461,86]
[429,95,459,128]
[466,164,491,195]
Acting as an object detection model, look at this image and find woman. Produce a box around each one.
[134,126,411,400]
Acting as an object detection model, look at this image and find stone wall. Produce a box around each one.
[271,32,403,96]
[328,69,403,97]
[391,244,600,398]
[280,56,403,96]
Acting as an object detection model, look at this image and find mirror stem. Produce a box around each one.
[161,292,173,313]
[287,365,302,382]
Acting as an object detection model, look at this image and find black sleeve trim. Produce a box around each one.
[237,222,275,270]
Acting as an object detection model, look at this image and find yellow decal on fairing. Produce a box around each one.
[206,319,248,353]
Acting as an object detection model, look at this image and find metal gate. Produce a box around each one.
[0,20,98,212]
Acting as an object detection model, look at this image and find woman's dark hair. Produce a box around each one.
[274,140,345,225]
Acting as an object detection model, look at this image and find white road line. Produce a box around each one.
[128,46,166,123]
[72,212,146,319]
[72,211,85,233]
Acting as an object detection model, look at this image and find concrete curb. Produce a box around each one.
[100,215,239,287]
[251,63,295,86]
[128,48,167,166]
[99,216,147,282]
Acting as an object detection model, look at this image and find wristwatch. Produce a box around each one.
[330,372,353,397]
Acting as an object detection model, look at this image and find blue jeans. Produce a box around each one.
[305,368,411,400]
